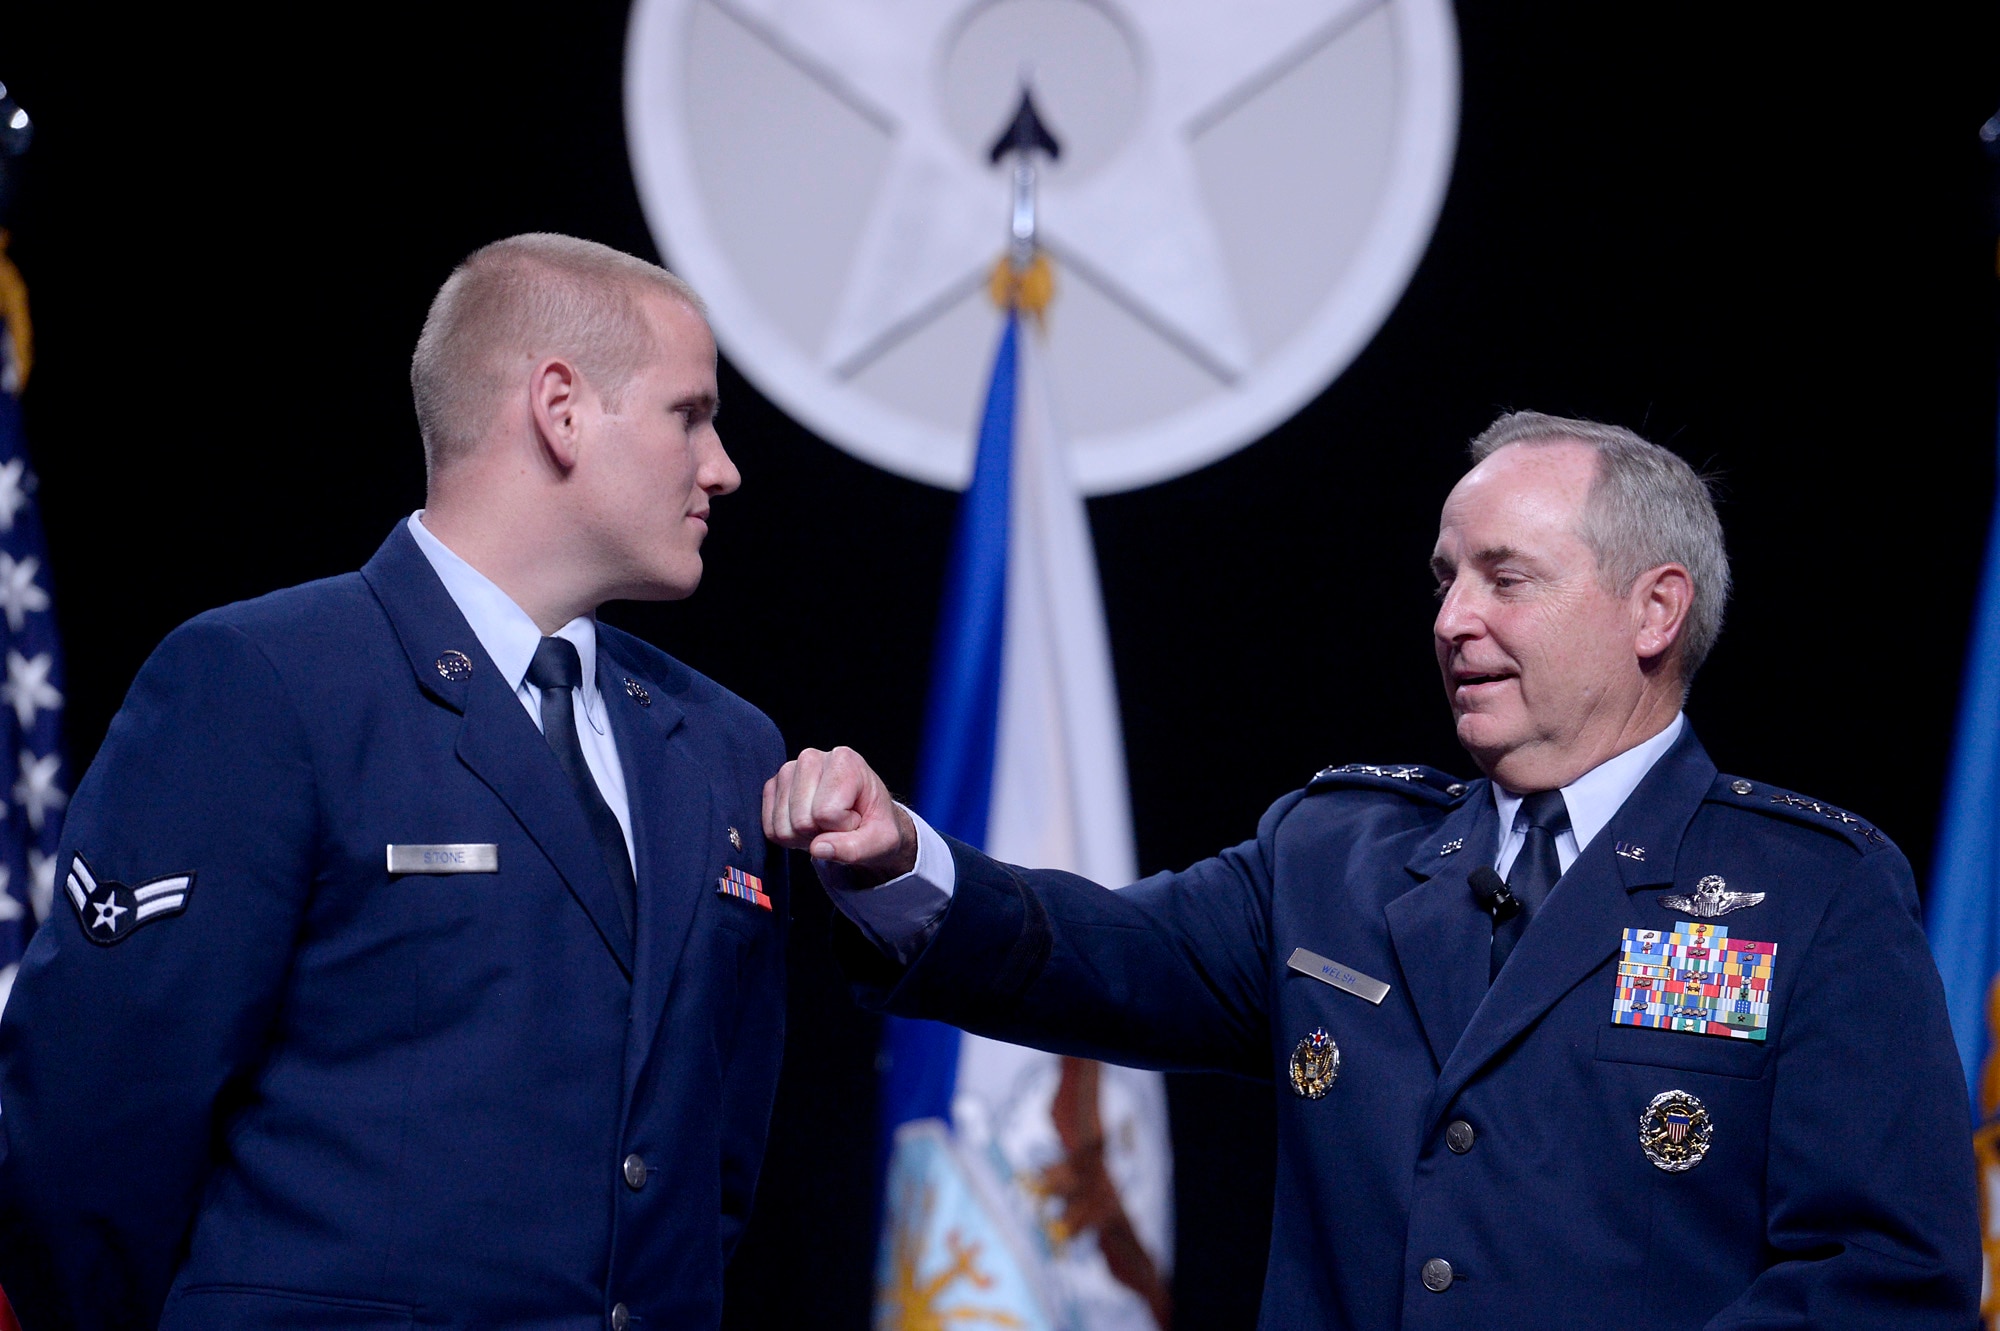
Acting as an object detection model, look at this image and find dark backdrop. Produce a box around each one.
[7,4,1998,1327]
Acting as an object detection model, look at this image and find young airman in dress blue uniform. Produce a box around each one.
[767,412,1979,1329]
[0,236,787,1330]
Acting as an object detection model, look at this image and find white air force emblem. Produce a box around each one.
[64,854,193,945]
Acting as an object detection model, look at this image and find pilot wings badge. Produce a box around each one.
[1660,874,1763,919]
[65,854,194,946]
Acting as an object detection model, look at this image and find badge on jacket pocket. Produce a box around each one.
[1613,923,1775,1041]
[717,866,771,910]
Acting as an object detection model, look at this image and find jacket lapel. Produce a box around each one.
[1423,728,1716,1131]
[596,637,719,1094]
[361,523,635,979]
[1386,791,1501,1069]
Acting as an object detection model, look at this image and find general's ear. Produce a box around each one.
[1634,563,1693,664]
[528,358,584,472]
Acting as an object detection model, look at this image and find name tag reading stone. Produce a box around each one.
[387,844,499,875]
[1287,947,1391,1005]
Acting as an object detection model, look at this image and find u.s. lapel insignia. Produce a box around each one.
[1660,874,1763,919]
[623,677,652,708]
[728,826,743,851]
[1614,841,1646,862]
[1288,1028,1340,1099]
[1638,1089,1712,1172]
[717,865,771,910]
[65,854,194,946]
[435,650,473,682]
[1614,923,1776,1041]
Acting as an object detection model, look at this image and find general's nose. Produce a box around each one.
[702,430,742,497]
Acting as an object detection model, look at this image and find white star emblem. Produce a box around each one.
[0,866,19,923]
[0,553,48,632]
[715,0,1375,382]
[13,750,64,831]
[27,848,53,922]
[90,896,128,932]
[2,651,61,729]
[0,460,29,534]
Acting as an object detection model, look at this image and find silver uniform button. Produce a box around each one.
[611,1303,630,1330]
[623,1154,648,1190]
[1421,1258,1454,1292]
[1445,1119,1475,1154]
[1730,779,1753,795]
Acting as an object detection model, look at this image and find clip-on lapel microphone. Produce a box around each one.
[1469,866,1522,922]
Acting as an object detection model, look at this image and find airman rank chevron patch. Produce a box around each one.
[717,865,771,911]
[1612,922,1775,1041]
[64,854,194,946]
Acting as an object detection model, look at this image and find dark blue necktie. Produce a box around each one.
[1491,789,1570,981]
[526,636,636,942]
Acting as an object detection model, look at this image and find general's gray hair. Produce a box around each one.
[1469,410,1730,680]
[411,233,706,479]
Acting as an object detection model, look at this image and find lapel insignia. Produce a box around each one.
[1613,923,1776,1041]
[1660,874,1762,918]
[435,649,473,682]
[1613,841,1645,862]
[623,677,652,708]
[1288,1028,1340,1098]
[728,826,743,851]
[1638,1089,1712,1172]
[65,854,194,946]
[717,865,771,910]
[1438,837,1464,856]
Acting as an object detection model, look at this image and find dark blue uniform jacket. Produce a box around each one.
[0,525,788,1330]
[844,727,1979,1329]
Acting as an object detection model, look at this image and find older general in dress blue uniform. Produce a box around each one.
[766,413,1979,1328]
[0,235,787,1329]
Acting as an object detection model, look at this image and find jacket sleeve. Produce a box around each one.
[0,618,318,1330]
[1709,846,1981,1329]
[841,792,1301,1080]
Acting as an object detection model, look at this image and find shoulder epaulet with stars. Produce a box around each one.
[1306,762,1471,805]
[1706,774,1891,854]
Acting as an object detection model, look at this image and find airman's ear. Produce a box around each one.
[1635,563,1693,665]
[528,358,584,473]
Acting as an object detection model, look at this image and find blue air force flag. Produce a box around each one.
[878,302,1172,1331]
[0,266,69,1014]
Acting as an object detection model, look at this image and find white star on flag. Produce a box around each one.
[0,460,28,534]
[26,848,53,922]
[0,867,20,922]
[13,750,64,831]
[0,553,49,632]
[3,650,60,729]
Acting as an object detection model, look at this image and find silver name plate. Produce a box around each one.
[387,843,499,875]
[1287,947,1391,1005]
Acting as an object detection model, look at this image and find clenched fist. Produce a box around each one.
[762,746,918,881]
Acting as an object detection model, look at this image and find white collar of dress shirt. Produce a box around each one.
[1492,711,1686,851]
[407,512,607,734]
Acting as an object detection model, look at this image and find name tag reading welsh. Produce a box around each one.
[1287,947,1391,1005]
[387,844,499,875]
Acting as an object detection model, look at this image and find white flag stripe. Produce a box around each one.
[132,877,190,903]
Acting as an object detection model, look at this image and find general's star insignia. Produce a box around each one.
[64,854,195,946]
[1660,874,1763,919]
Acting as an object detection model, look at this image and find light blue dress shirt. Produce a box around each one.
[407,512,636,871]
[834,713,1688,963]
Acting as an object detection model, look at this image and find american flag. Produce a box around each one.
[0,245,68,1020]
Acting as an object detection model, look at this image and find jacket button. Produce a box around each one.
[1445,1120,1476,1154]
[610,1303,630,1330]
[623,1154,648,1190]
[1421,1257,1454,1292]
